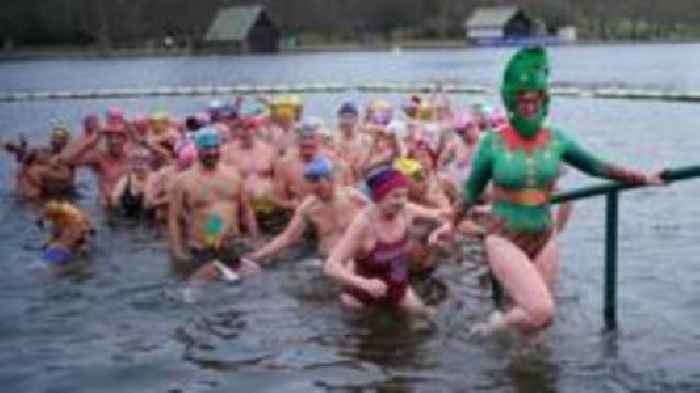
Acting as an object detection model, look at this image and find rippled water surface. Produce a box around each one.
[1,46,700,392]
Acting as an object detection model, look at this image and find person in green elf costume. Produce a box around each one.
[451,47,664,335]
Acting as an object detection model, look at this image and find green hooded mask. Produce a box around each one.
[501,47,550,138]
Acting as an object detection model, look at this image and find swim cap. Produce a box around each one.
[393,157,423,180]
[194,127,220,150]
[453,111,475,131]
[50,124,71,142]
[365,165,409,202]
[338,102,358,116]
[304,156,333,181]
[176,143,197,170]
[501,46,550,137]
[44,245,74,265]
[208,100,223,111]
[297,117,324,139]
[368,99,393,126]
[271,95,303,122]
[417,103,436,121]
[304,116,325,132]
[106,107,125,125]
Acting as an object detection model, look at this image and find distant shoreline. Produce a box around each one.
[1,39,699,61]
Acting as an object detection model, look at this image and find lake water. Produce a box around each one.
[1,44,699,392]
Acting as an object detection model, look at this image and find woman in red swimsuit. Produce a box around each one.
[324,164,451,316]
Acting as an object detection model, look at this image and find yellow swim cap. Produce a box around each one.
[393,157,423,182]
[271,95,303,122]
[417,104,436,121]
[51,126,70,142]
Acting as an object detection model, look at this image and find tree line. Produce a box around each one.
[1,0,700,48]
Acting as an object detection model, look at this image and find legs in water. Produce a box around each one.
[482,234,556,335]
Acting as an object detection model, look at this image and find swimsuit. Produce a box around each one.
[345,229,410,307]
[119,176,144,218]
[190,240,247,270]
[464,126,622,257]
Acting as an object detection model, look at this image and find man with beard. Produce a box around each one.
[60,122,130,208]
[168,127,259,279]
[4,125,76,200]
[243,157,367,264]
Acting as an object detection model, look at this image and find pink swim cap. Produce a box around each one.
[177,143,197,170]
[106,107,125,125]
[453,111,475,131]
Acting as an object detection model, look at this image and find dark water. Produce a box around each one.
[1,46,700,392]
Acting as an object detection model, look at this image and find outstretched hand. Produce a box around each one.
[646,169,667,186]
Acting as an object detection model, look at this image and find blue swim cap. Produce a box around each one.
[44,245,74,265]
[338,102,358,116]
[304,156,333,181]
[194,127,220,150]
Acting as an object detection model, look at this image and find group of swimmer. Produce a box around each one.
[3,47,664,336]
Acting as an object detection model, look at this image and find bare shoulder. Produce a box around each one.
[172,168,194,190]
[350,206,373,230]
[341,186,370,207]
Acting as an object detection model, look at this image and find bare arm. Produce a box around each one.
[249,197,311,262]
[58,133,101,167]
[323,210,370,289]
[406,202,451,224]
[168,175,189,260]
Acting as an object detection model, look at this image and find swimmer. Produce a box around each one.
[244,157,367,264]
[40,201,94,267]
[168,127,259,279]
[324,164,451,316]
[222,116,279,224]
[4,125,76,199]
[271,123,322,210]
[60,122,130,208]
[452,47,665,335]
[110,148,153,218]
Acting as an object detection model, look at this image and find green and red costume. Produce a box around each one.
[462,47,647,257]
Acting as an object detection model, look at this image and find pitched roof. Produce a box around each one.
[465,6,520,29]
[205,5,264,42]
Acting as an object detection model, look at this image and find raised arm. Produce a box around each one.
[58,132,101,167]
